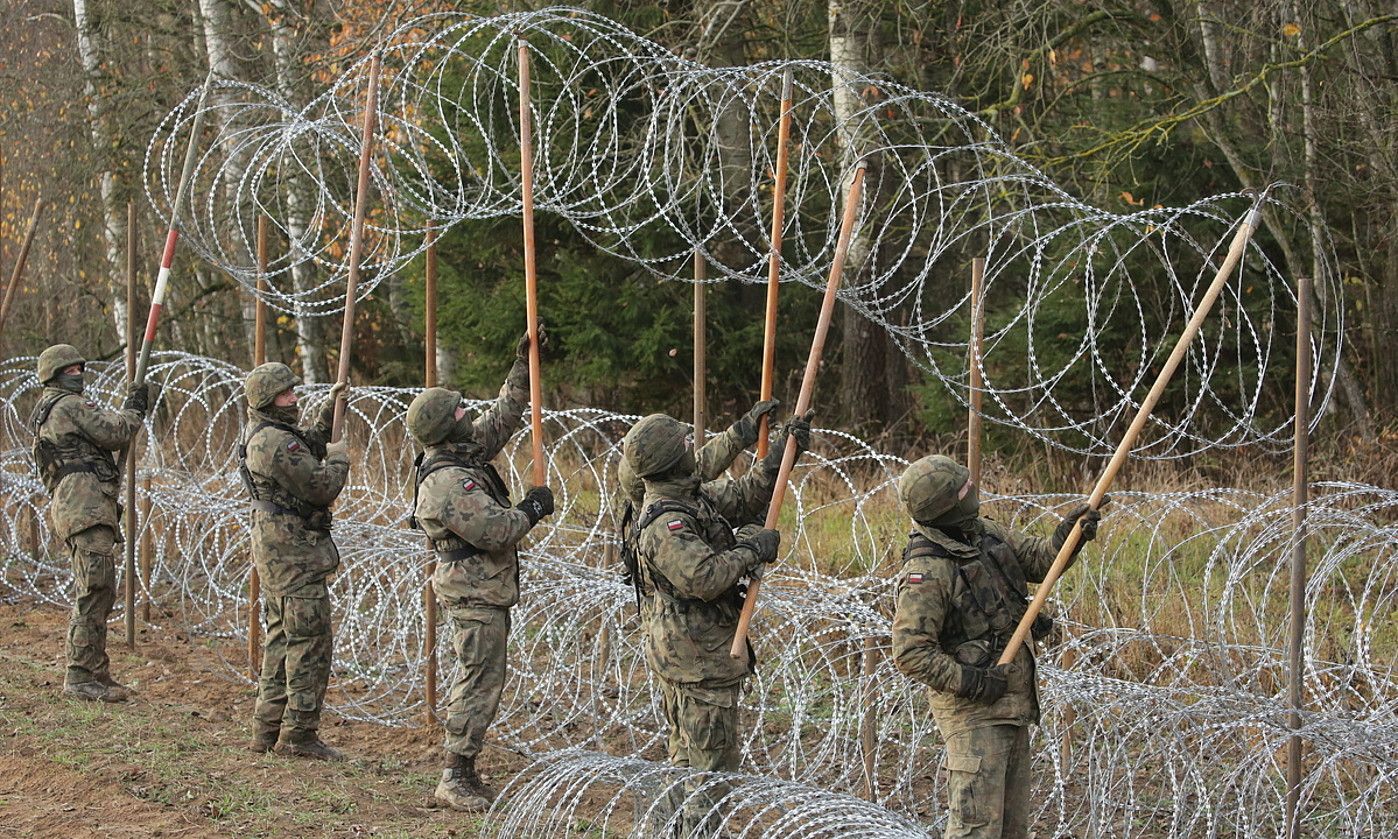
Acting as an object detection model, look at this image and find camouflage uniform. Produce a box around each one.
[890,455,1099,839]
[625,412,799,836]
[29,345,147,702]
[240,363,349,756]
[407,339,553,812]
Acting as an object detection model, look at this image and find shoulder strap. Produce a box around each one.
[30,391,73,434]
[410,449,470,530]
[903,532,949,562]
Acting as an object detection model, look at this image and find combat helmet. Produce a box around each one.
[36,344,85,384]
[244,362,300,410]
[898,454,971,524]
[622,413,690,479]
[406,387,465,446]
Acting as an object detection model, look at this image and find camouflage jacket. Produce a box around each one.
[634,464,776,688]
[30,387,141,542]
[417,356,532,609]
[891,518,1057,735]
[244,402,349,598]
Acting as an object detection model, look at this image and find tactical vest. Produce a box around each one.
[626,494,741,610]
[409,449,511,562]
[30,392,118,495]
[903,529,1051,657]
[238,420,332,531]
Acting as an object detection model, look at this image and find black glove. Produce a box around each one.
[123,382,150,416]
[761,409,814,474]
[957,664,1009,704]
[732,399,780,446]
[1052,496,1108,558]
[516,486,555,526]
[516,322,549,360]
[737,526,780,565]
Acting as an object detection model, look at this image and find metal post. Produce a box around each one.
[0,197,44,348]
[249,215,268,678]
[423,227,439,725]
[693,249,707,441]
[124,201,138,648]
[1285,276,1312,839]
[860,635,878,800]
[967,257,986,483]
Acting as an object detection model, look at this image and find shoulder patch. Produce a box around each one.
[907,572,925,584]
[286,440,302,452]
[462,479,478,491]
[84,400,96,408]
[666,520,685,532]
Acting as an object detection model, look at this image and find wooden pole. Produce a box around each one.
[997,200,1265,666]
[731,161,867,659]
[248,215,268,679]
[423,226,439,725]
[518,41,546,487]
[140,475,153,621]
[757,69,796,459]
[330,54,381,441]
[124,201,138,648]
[0,197,44,347]
[860,635,878,799]
[967,257,986,483]
[1285,275,1312,839]
[693,249,707,442]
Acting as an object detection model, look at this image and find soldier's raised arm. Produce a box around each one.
[471,329,536,460]
[706,410,813,525]
[695,398,779,479]
[302,380,348,449]
[437,479,551,552]
[265,431,349,508]
[65,385,147,451]
[991,498,1105,583]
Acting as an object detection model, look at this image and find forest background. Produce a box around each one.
[0,0,1393,479]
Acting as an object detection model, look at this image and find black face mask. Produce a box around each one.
[257,403,299,426]
[447,413,474,445]
[53,373,85,395]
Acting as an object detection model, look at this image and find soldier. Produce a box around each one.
[622,408,810,836]
[890,454,1103,839]
[405,328,554,812]
[30,344,154,703]
[241,363,350,760]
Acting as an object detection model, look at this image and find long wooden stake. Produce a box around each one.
[518,41,546,486]
[248,214,268,679]
[860,635,877,799]
[1284,275,1312,839]
[731,161,867,659]
[997,199,1265,666]
[0,197,44,348]
[967,257,986,483]
[757,69,796,459]
[124,200,138,648]
[330,54,381,441]
[693,249,707,442]
[423,226,439,725]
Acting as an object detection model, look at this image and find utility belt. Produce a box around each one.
[435,543,484,563]
[250,499,332,533]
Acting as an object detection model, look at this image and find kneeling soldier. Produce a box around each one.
[241,364,349,760]
[622,409,808,836]
[406,329,553,812]
[891,455,1102,839]
[31,344,153,702]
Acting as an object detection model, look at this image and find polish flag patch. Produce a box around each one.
[462,480,478,491]
[907,572,925,584]
[667,520,685,532]
[286,440,301,452]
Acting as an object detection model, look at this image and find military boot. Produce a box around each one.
[462,756,498,802]
[248,722,279,753]
[63,680,125,703]
[96,672,131,702]
[275,728,344,761]
[435,752,490,812]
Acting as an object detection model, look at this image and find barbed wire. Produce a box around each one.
[1,353,1392,837]
[144,7,1341,459]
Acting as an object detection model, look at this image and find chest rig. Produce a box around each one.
[30,392,118,495]
[410,449,511,562]
[238,421,332,531]
[621,493,740,614]
[903,529,1051,657]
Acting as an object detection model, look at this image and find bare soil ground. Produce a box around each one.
[0,601,525,838]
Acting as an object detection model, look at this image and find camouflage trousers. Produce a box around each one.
[443,605,510,759]
[253,592,333,736]
[941,723,1032,839]
[657,679,741,838]
[64,525,118,687]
